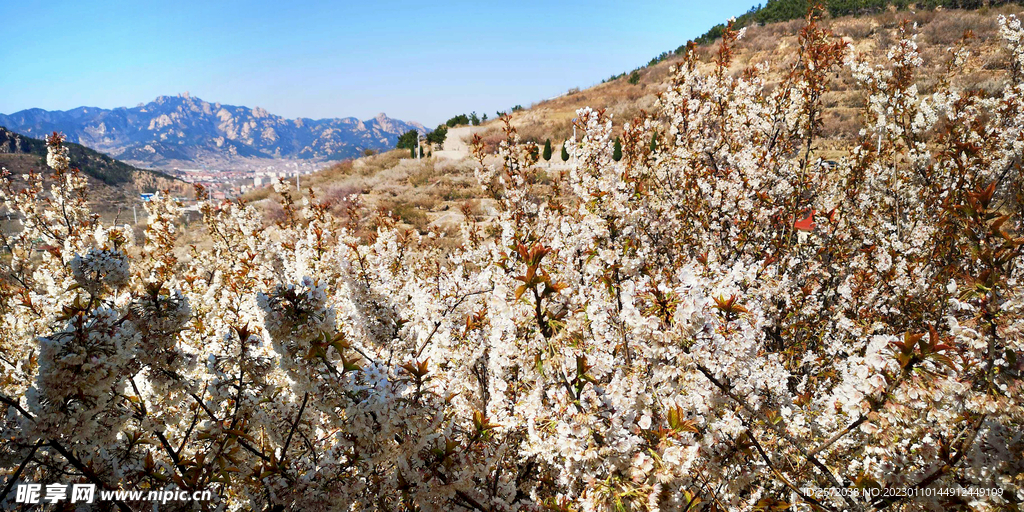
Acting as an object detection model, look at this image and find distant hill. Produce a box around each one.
[0,126,178,187]
[0,127,189,219]
[0,93,428,170]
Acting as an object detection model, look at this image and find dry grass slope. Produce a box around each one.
[243,6,1024,235]
[486,6,1019,150]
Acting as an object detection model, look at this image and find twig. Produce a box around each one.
[0,440,43,504]
[281,392,309,464]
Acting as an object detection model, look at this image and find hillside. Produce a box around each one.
[0,127,189,218]
[0,93,427,171]
[690,0,1024,46]
[473,5,1021,152]
[244,5,1024,237]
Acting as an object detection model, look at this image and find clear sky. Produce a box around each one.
[2,0,756,127]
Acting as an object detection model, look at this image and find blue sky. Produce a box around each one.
[2,0,756,127]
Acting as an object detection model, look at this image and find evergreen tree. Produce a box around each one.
[427,125,448,146]
[418,146,424,158]
[470,112,480,126]
[561,143,570,162]
[628,70,641,85]
[482,113,488,122]
[445,114,470,127]
[410,146,416,158]
[649,133,658,153]
[613,137,622,161]
[397,130,419,149]
[543,139,552,161]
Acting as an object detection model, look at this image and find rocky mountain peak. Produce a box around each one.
[0,95,428,169]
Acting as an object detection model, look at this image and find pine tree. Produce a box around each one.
[410,146,415,158]
[613,137,622,161]
[397,129,419,149]
[543,139,552,161]
[561,143,570,162]
[427,124,448,146]
[628,70,640,85]
[649,133,658,153]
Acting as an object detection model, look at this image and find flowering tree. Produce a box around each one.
[2,12,1023,512]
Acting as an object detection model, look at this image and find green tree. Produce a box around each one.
[628,70,641,85]
[419,146,424,158]
[446,114,470,127]
[543,139,552,161]
[649,133,658,153]
[470,112,480,126]
[613,137,622,161]
[561,143,570,162]
[410,146,416,158]
[482,113,488,122]
[427,125,448,146]
[397,130,419,149]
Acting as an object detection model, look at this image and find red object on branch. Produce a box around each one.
[794,209,816,231]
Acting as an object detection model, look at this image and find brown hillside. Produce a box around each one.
[0,152,190,223]
[485,6,1018,149]
[249,6,1024,232]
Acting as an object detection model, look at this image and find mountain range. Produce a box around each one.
[0,93,428,170]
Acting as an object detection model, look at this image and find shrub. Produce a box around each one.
[628,70,641,84]
[2,16,1023,512]
[445,114,470,127]
[561,141,570,161]
[613,136,622,161]
[542,138,552,161]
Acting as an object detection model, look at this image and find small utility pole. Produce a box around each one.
[572,120,577,160]
[296,171,300,191]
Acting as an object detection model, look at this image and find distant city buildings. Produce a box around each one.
[169,160,320,200]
